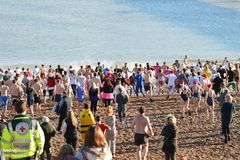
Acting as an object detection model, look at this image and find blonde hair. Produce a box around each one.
[225,94,233,103]
[106,106,113,115]
[166,114,177,125]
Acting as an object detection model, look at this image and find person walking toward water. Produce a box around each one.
[0,81,9,119]
[161,114,178,160]
[205,83,216,122]
[179,80,191,118]
[132,107,154,160]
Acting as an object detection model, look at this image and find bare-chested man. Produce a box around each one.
[143,71,153,102]
[88,73,101,91]
[54,79,65,105]
[10,80,22,107]
[132,107,154,160]
[32,78,42,116]
[0,81,10,118]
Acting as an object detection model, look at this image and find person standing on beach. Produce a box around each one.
[135,70,145,98]
[0,81,9,119]
[235,63,240,93]
[166,71,177,99]
[221,94,235,143]
[205,84,216,122]
[144,70,153,102]
[192,80,203,115]
[132,107,154,160]
[161,114,178,160]
[179,80,191,118]
[9,80,22,107]
[32,78,42,116]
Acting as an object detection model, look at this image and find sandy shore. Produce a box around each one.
[4,94,240,160]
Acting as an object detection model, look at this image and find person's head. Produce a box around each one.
[1,81,5,86]
[139,107,144,114]
[95,116,101,123]
[14,100,27,114]
[105,106,113,116]
[84,103,89,110]
[57,144,75,160]
[84,125,106,148]
[166,114,177,125]
[225,94,233,103]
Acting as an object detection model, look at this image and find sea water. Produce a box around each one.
[0,0,240,68]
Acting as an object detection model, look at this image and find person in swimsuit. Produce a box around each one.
[192,80,203,115]
[0,81,9,119]
[205,83,216,122]
[156,69,165,95]
[179,80,191,118]
[132,107,154,160]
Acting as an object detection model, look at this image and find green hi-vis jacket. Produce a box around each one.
[0,114,45,159]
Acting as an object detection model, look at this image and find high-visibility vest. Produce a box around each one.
[0,115,45,159]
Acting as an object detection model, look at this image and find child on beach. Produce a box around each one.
[116,87,129,128]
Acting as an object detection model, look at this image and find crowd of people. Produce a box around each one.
[0,56,239,160]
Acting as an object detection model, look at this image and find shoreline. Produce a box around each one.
[0,58,239,70]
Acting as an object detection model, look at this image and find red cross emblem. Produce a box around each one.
[16,122,29,135]
[19,126,26,132]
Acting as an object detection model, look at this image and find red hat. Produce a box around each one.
[180,80,184,84]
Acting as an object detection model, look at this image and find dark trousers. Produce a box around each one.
[65,136,77,150]
[164,152,176,160]
[40,147,51,160]
[91,100,98,116]
[57,115,66,131]
[71,84,76,96]
[223,127,230,141]
[103,99,111,107]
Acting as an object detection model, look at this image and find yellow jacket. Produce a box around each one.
[0,115,45,159]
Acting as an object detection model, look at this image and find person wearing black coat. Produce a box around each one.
[57,95,69,132]
[161,114,178,160]
[221,94,235,143]
[62,110,78,150]
[40,116,56,160]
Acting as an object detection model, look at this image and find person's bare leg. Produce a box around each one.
[181,101,185,117]
[142,143,148,160]
[205,105,209,120]
[211,105,215,123]
[30,105,34,117]
[137,145,142,160]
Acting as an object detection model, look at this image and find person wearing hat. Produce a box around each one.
[40,116,56,160]
[205,83,216,122]
[105,106,117,158]
[192,80,203,115]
